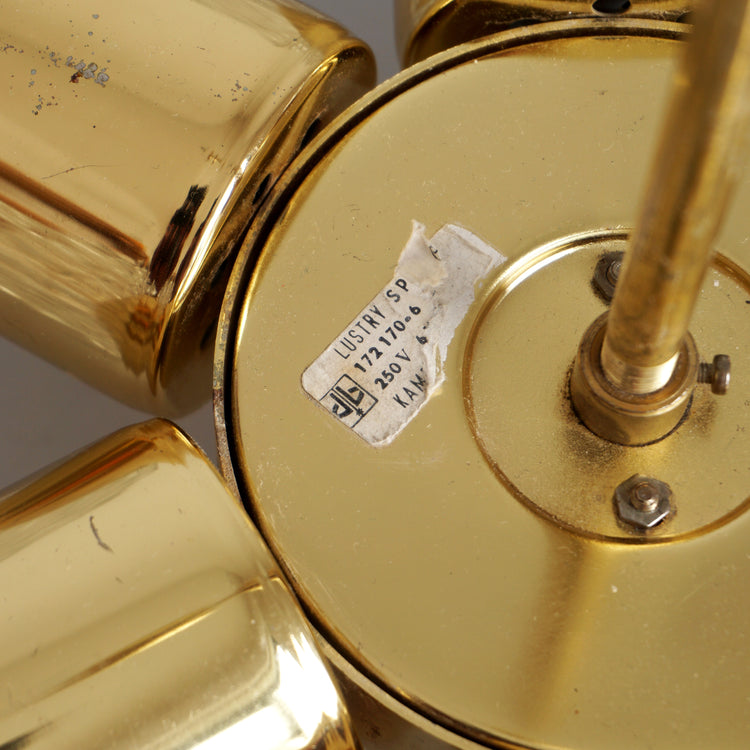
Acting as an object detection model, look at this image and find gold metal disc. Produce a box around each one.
[466,230,750,541]
[0,420,358,750]
[217,20,750,749]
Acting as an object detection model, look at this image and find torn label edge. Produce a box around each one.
[302,221,506,447]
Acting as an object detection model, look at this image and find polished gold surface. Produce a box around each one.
[570,310,699,445]
[469,235,750,539]
[0,0,374,414]
[217,21,750,748]
[394,0,691,65]
[602,0,750,392]
[571,0,750,444]
[0,419,359,750]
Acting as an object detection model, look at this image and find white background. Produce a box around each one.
[0,1,401,487]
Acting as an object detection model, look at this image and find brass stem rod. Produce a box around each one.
[602,0,750,394]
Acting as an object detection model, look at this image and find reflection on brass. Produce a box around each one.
[0,160,146,261]
[148,185,208,288]
[603,0,750,393]
[394,0,691,65]
[217,18,750,749]
[0,0,374,414]
[571,0,750,445]
[466,235,750,543]
[570,312,699,445]
[0,420,359,750]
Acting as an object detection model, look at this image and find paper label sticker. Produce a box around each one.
[302,222,506,446]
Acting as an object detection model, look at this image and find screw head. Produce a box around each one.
[630,481,659,513]
[613,474,673,530]
[710,354,731,395]
[593,251,624,302]
[605,259,622,286]
[698,354,731,395]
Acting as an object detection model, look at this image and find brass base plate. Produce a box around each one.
[467,230,750,541]
[218,21,750,750]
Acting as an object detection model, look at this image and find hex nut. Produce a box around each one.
[613,474,673,530]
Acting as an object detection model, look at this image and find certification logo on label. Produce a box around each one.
[321,375,377,428]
